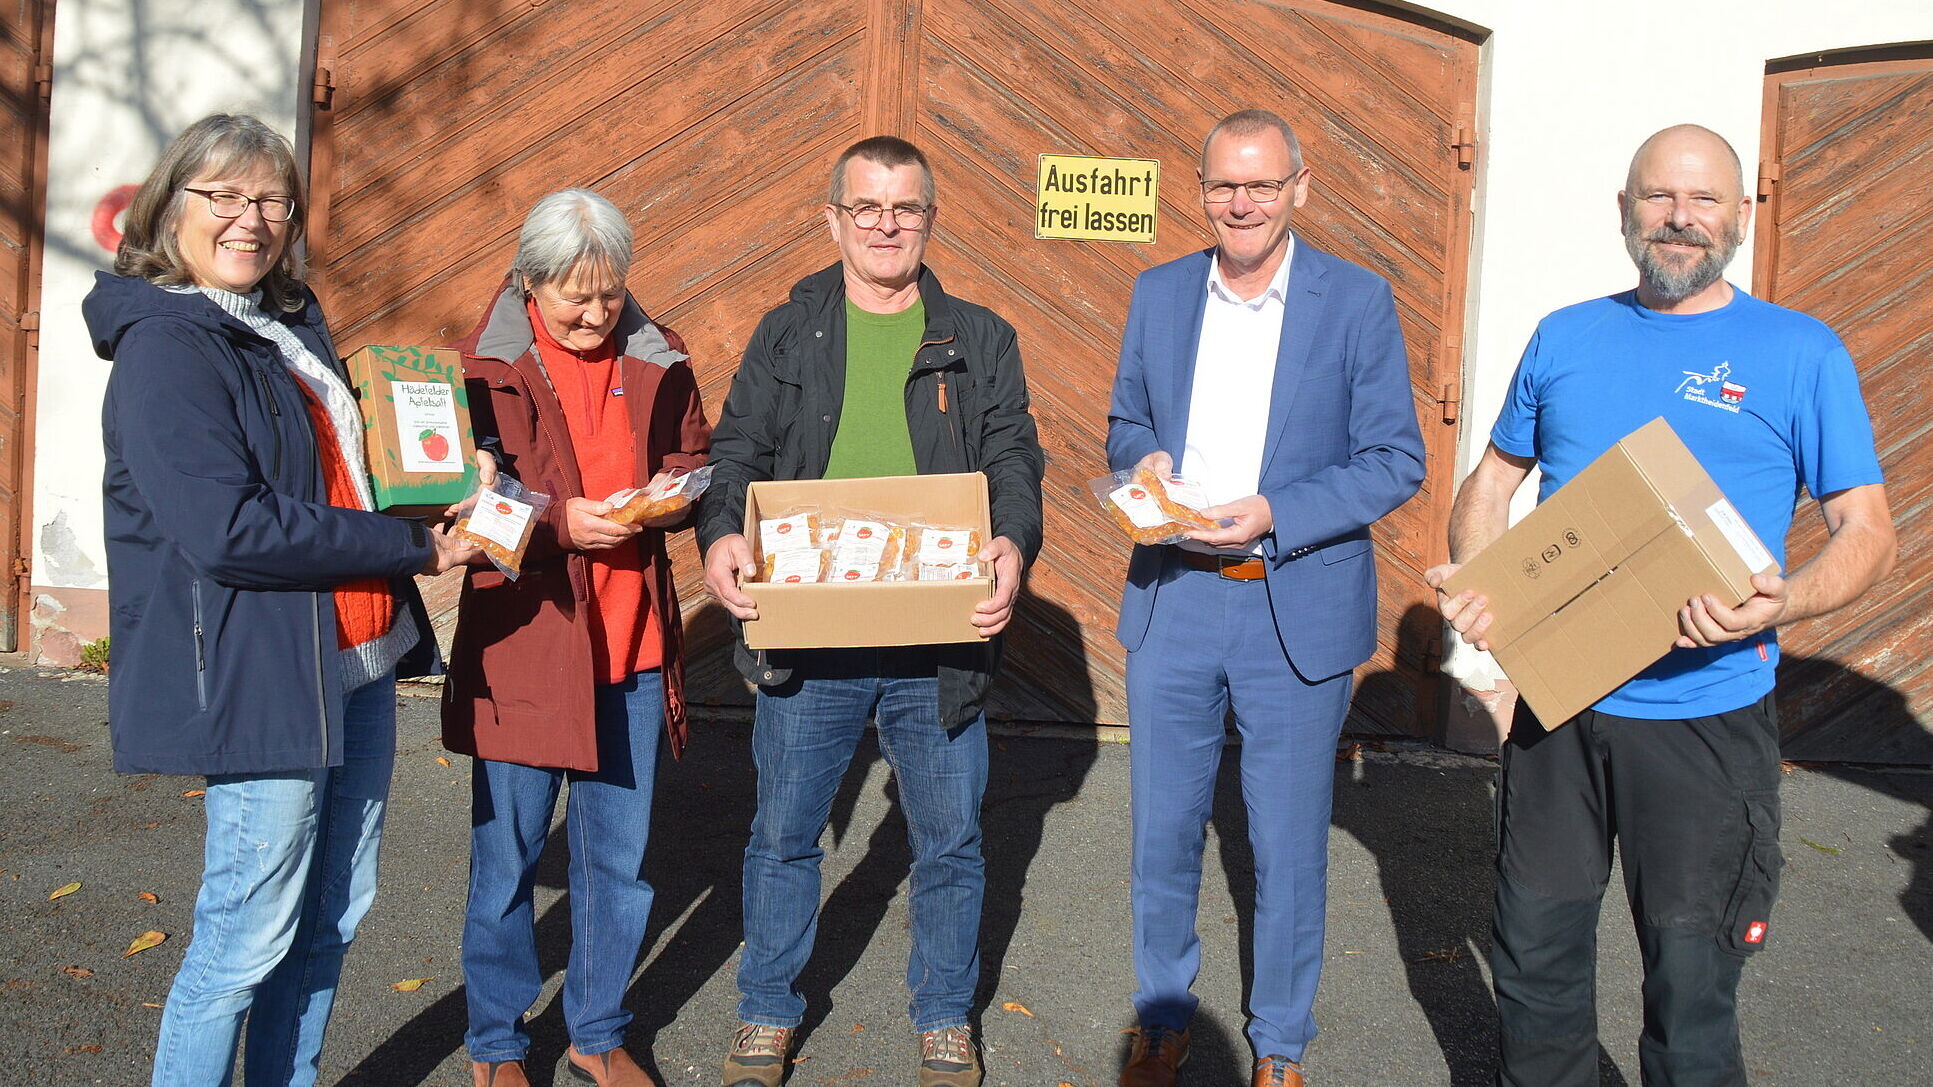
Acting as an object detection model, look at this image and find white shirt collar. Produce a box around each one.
[1206,235,1295,309]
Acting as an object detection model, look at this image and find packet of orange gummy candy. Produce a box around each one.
[1088,466,1219,546]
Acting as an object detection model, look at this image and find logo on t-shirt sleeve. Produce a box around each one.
[1675,360,1745,413]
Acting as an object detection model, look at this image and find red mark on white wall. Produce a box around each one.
[91,185,140,252]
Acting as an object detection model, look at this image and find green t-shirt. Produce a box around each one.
[823,299,922,479]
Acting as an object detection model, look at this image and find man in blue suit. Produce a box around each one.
[1107,109,1424,1087]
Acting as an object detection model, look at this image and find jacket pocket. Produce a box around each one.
[1718,788,1783,956]
[1319,537,1373,564]
[191,579,208,712]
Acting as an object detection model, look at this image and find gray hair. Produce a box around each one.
[511,189,633,291]
[115,114,308,312]
[1201,109,1305,173]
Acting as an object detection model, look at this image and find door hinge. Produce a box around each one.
[1756,160,1781,201]
[12,557,30,580]
[34,64,53,100]
[1451,124,1478,169]
[19,312,39,333]
[311,67,335,109]
[1437,379,1461,425]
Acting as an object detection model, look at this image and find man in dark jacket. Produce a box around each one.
[698,136,1044,1087]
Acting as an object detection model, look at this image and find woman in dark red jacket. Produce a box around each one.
[442,189,710,1087]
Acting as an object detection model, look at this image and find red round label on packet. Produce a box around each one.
[776,523,793,534]
[938,537,953,549]
[493,501,513,515]
[844,570,861,581]
[955,569,973,580]
[783,575,803,584]
[857,526,875,539]
[1128,488,1147,500]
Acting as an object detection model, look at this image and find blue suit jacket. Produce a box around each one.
[1107,240,1425,681]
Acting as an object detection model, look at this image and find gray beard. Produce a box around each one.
[1624,216,1741,303]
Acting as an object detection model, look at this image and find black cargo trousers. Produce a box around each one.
[1491,693,1783,1087]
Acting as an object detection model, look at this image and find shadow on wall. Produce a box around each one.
[39,0,304,268]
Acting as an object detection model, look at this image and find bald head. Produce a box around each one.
[1625,124,1743,198]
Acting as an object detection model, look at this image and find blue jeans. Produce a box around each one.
[1126,561,1352,1063]
[736,647,988,1032]
[150,673,397,1087]
[463,671,666,1061]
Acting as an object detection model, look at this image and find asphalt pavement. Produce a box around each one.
[2,664,1928,1086]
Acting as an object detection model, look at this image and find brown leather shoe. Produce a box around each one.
[917,1025,983,1087]
[723,1022,794,1087]
[566,1045,658,1087]
[1251,1054,1305,1087]
[472,1060,530,1087]
[1120,1025,1190,1087]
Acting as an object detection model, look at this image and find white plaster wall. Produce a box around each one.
[1421,0,1931,488]
[34,0,307,601]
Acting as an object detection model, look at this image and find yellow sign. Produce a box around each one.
[1035,154,1159,243]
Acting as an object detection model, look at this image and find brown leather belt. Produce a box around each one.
[1174,549,1267,581]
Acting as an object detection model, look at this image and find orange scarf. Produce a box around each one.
[296,383,394,650]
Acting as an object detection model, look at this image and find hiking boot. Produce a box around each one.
[723,1022,793,1087]
[917,1025,983,1087]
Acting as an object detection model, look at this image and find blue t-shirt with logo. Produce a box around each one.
[1491,287,1883,719]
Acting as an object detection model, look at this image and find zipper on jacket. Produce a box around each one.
[191,580,208,711]
[311,593,328,765]
[255,369,285,480]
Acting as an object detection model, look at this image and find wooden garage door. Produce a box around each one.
[0,0,52,653]
[308,0,1477,734]
[1755,51,1933,764]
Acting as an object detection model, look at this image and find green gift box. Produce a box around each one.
[343,345,479,517]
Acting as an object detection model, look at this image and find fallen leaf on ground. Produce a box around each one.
[61,966,94,978]
[1799,837,1841,855]
[49,881,81,901]
[63,1045,103,1055]
[123,931,167,957]
[435,756,451,767]
[849,1023,865,1032]
[143,1002,163,1008]
[1001,1000,1035,1017]
[138,892,159,904]
[180,789,206,799]
[391,977,432,992]
[1061,1082,1079,1087]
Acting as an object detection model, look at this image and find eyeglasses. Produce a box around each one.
[182,187,298,223]
[833,202,932,229]
[1200,175,1301,204]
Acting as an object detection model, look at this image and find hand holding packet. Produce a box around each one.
[1088,466,1223,545]
[604,464,713,526]
[452,476,552,580]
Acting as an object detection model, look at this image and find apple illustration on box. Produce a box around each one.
[419,429,452,462]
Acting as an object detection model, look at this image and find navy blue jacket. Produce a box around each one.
[86,272,437,775]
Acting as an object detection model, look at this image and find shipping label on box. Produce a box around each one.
[740,473,993,650]
[1442,417,1779,727]
[343,345,480,517]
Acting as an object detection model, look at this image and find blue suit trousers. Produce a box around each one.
[1127,554,1351,1063]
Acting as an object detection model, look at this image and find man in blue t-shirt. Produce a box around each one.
[1428,125,1896,1087]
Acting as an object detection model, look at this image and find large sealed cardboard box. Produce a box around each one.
[741,473,993,650]
[343,345,479,517]
[1442,417,1778,727]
